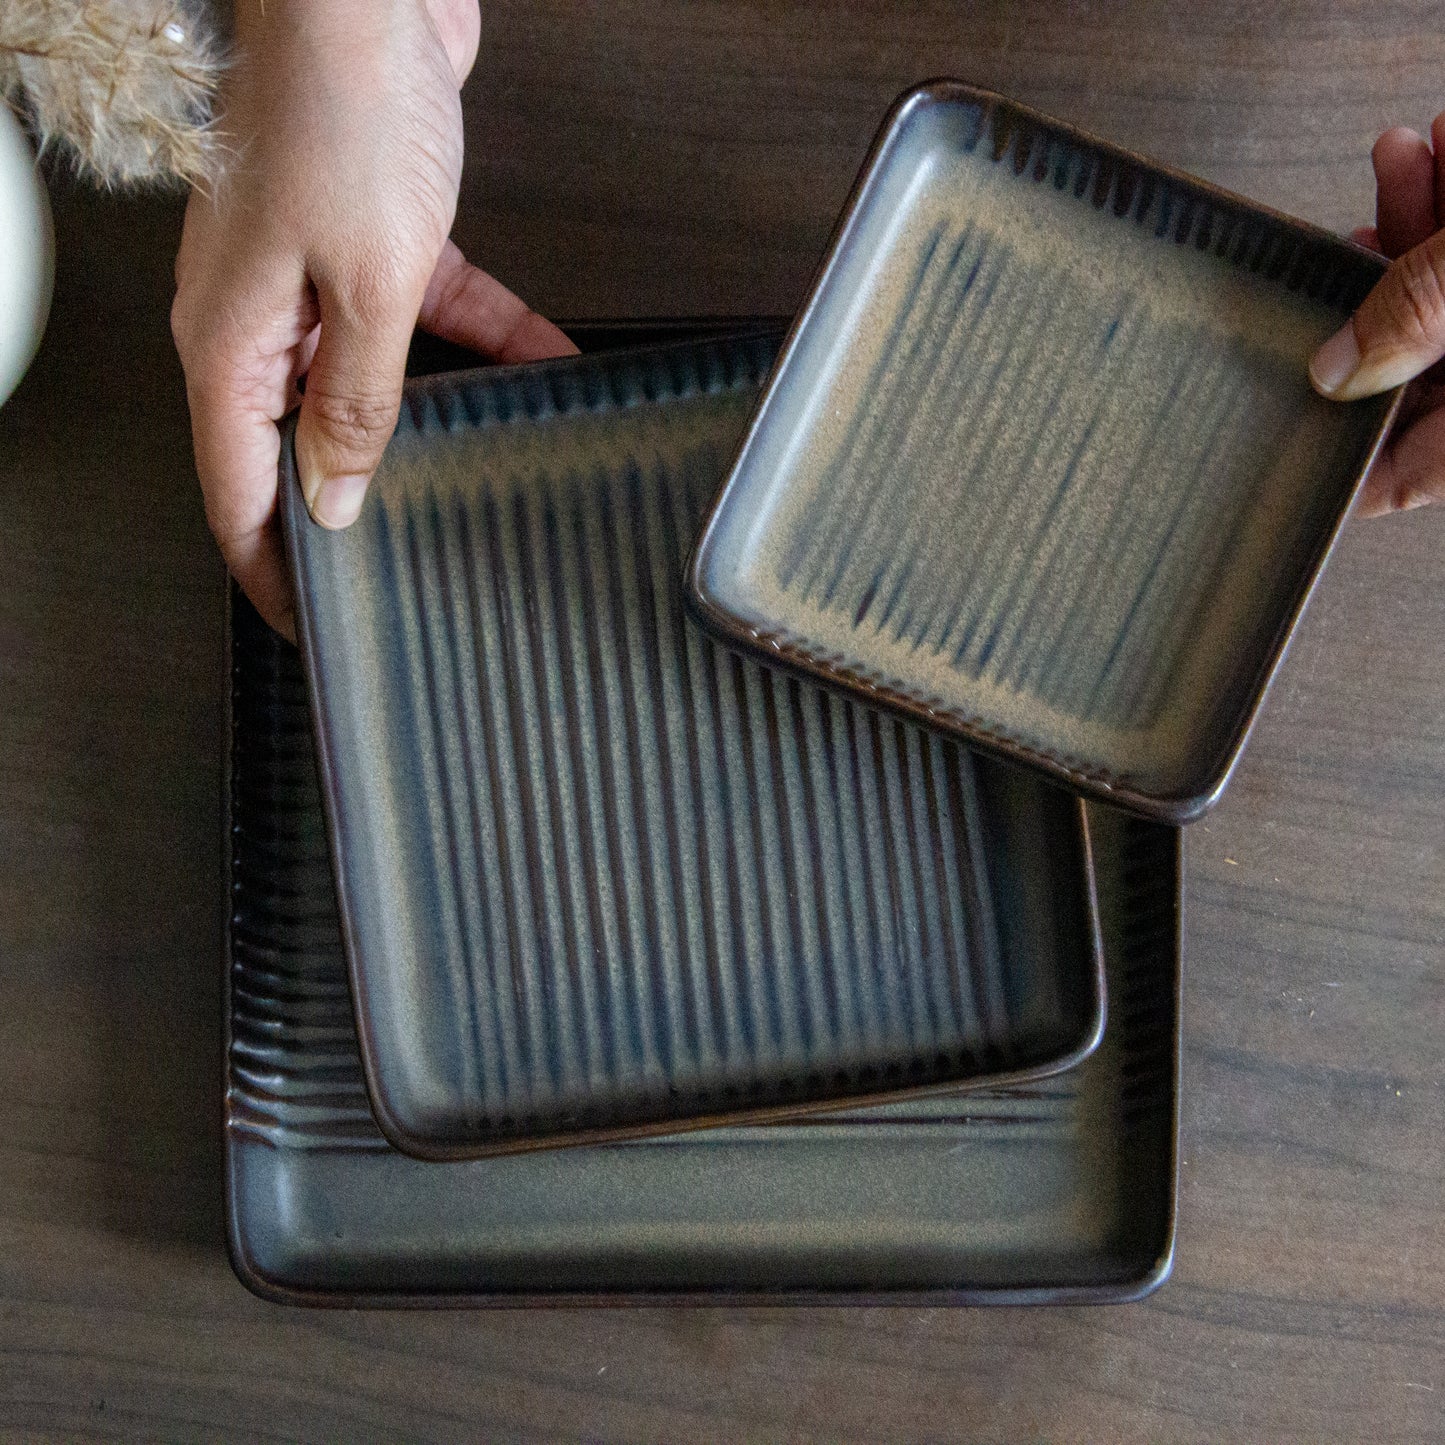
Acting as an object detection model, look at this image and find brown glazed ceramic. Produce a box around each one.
[226,586,1180,1304]
[688,82,1401,822]
[279,331,1103,1160]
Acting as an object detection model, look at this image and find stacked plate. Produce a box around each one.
[226,83,1396,1304]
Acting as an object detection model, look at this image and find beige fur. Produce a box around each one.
[0,0,221,188]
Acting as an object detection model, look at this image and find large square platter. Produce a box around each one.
[227,591,1180,1302]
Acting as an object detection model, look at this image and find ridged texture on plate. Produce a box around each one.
[372,436,1011,1100]
[778,219,1358,733]
[282,334,1100,1152]
[690,87,1395,809]
[229,615,377,1146]
[228,594,1174,1155]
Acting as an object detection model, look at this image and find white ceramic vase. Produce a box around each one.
[0,102,55,407]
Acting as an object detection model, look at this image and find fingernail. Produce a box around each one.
[309,472,368,529]
[1309,323,1360,397]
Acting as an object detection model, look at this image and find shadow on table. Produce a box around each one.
[0,181,226,1253]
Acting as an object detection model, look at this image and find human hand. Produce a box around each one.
[1309,116,1445,516]
[171,0,577,637]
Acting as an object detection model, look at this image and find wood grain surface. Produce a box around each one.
[1,3,1441,1440]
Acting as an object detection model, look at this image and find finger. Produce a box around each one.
[1373,127,1436,258]
[216,513,298,642]
[294,276,419,529]
[1309,230,1445,399]
[1434,113,1445,228]
[1351,225,1382,253]
[418,240,579,363]
[285,323,321,411]
[425,0,480,84]
[183,371,297,639]
[1357,402,1445,515]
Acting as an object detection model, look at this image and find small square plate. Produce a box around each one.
[688,82,1400,821]
[280,331,1104,1160]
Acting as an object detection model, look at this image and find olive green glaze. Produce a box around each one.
[688,82,1401,821]
[226,589,1180,1304]
[279,333,1103,1159]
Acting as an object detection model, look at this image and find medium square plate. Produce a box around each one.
[226,589,1180,1304]
[280,331,1103,1159]
[688,82,1400,821]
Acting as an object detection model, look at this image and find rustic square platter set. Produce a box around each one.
[228,83,1398,1304]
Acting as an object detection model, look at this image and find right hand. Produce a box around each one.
[171,0,577,638]
[1309,115,1445,516]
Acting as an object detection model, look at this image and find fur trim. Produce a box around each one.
[0,0,222,188]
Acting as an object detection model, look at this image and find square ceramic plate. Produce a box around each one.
[279,331,1103,1159]
[687,82,1400,822]
[226,586,1180,1304]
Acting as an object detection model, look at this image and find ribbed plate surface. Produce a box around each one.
[226,589,1180,1303]
[689,82,1399,821]
[280,333,1102,1157]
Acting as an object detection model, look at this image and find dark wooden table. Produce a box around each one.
[2,4,1441,1439]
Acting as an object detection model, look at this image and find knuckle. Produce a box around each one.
[1387,240,1445,344]
[169,289,196,354]
[305,386,398,448]
[437,259,493,323]
[202,499,245,551]
[341,245,419,323]
[398,162,459,235]
[175,331,236,399]
[170,300,243,387]
[199,485,266,554]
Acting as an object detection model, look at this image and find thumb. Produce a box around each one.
[294,283,417,528]
[1310,230,1445,400]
